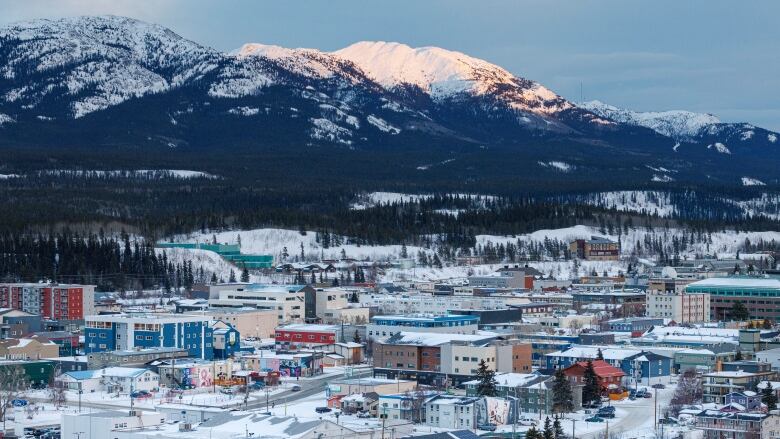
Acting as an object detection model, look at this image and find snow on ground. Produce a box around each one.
[156,247,270,282]
[171,228,434,262]
[585,191,676,217]
[351,191,496,209]
[742,177,766,186]
[34,169,219,179]
[538,161,574,172]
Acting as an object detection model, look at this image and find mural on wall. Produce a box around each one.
[476,397,515,426]
[181,366,214,388]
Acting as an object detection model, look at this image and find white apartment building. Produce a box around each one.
[423,395,479,429]
[208,284,308,323]
[360,293,513,316]
[646,289,710,323]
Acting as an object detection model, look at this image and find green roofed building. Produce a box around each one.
[685,277,780,321]
[156,242,273,268]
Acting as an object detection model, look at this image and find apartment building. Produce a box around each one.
[275,323,342,350]
[647,286,710,323]
[0,283,95,320]
[359,293,513,316]
[84,314,216,359]
[569,236,620,261]
[206,309,278,339]
[686,277,780,321]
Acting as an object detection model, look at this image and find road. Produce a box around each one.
[577,387,675,439]
[27,367,374,414]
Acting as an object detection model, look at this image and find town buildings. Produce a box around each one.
[646,288,711,322]
[208,284,312,323]
[274,323,342,350]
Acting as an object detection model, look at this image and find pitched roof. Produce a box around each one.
[566,360,625,378]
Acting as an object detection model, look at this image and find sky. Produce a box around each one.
[3,0,779,130]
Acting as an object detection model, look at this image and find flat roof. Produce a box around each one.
[687,277,780,289]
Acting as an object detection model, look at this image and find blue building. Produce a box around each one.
[367,314,480,340]
[84,314,217,360]
[545,346,673,384]
[210,320,241,359]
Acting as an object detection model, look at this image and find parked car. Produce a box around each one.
[357,411,372,418]
[291,385,301,392]
[478,424,497,432]
[220,387,235,395]
[651,383,666,389]
[643,392,653,398]
[598,406,616,413]
[315,407,332,413]
[585,416,605,423]
[30,383,47,390]
[250,382,265,390]
[130,390,151,399]
[518,417,538,426]
[11,399,28,407]
[659,417,678,425]
[598,411,615,419]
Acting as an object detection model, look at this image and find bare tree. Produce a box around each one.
[669,368,702,416]
[49,382,67,409]
[0,365,29,430]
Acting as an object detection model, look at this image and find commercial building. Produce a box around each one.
[0,336,59,360]
[646,288,711,323]
[274,323,342,349]
[62,410,166,439]
[367,314,479,341]
[84,314,216,359]
[468,266,540,289]
[422,395,481,430]
[57,367,160,394]
[205,308,278,339]
[0,283,95,320]
[359,293,513,316]
[685,277,780,321]
[702,368,778,404]
[208,284,312,323]
[694,410,774,439]
[373,332,532,386]
[86,347,190,368]
[569,236,620,261]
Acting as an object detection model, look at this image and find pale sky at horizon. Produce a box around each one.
[3,0,779,130]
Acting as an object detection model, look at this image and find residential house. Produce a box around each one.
[563,360,626,391]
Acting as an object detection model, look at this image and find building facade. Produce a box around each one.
[84,314,216,359]
[646,289,711,323]
[0,283,95,320]
[685,277,780,321]
[367,314,479,341]
[569,236,620,261]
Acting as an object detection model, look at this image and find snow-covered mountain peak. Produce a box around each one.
[579,100,721,140]
[234,43,367,82]
[334,41,573,115]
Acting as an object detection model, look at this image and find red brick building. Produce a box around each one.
[0,283,95,320]
[563,360,625,391]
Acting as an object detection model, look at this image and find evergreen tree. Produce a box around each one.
[552,368,574,414]
[240,264,249,282]
[400,244,408,259]
[763,382,778,411]
[525,426,541,439]
[475,359,497,397]
[353,330,361,344]
[582,360,601,405]
[596,348,604,361]
[553,416,565,439]
[731,301,750,321]
[735,350,743,361]
[543,417,553,439]
[310,272,316,284]
[210,272,218,284]
[228,269,236,283]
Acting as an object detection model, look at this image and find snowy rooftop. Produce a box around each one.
[277,323,340,332]
[463,372,540,388]
[384,331,499,346]
[64,367,152,380]
[547,346,642,360]
[687,277,780,289]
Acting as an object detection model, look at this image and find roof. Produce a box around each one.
[382,331,499,347]
[547,346,642,360]
[276,323,340,332]
[687,277,780,289]
[463,372,542,388]
[408,432,481,439]
[566,360,626,378]
[63,367,153,381]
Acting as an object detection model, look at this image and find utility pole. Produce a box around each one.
[380,407,387,439]
[654,386,658,431]
[571,418,576,439]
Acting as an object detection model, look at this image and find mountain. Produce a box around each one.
[579,100,779,152]
[0,16,778,190]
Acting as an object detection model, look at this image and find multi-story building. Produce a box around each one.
[367,314,479,341]
[647,288,710,323]
[275,323,342,350]
[373,332,532,386]
[86,347,190,368]
[564,360,626,391]
[685,277,780,321]
[569,236,620,261]
[359,293,513,316]
[62,410,166,439]
[0,283,95,320]
[702,369,778,404]
[465,373,583,415]
[208,283,313,323]
[571,290,645,315]
[205,309,278,339]
[422,395,480,430]
[468,266,540,289]
[0,336,59,360]
[694,410,772,439]
[546,346,673,383]
[84,314,216,359]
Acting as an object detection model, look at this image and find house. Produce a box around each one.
[325,341,365,364]
[0,359,55,386]
[339,392,379,415]
[57,367,159,394]
[545,346,673,383]
[724,391,762,412]
[210,320,241,359]
[564,360,625,391]
[675,347,737,373]
[463,372,584,414]
[703,370,778,404]
[0,336,59,360]
[0,308,41,338]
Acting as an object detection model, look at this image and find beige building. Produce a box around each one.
[322,307,369,325]
[0,337,59,360]
[646,289,710,323]
[208,284,309,323]
[205,309,278,339]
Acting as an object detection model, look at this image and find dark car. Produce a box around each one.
[131,390,152,399]
[643,392,653,398]
[659,417,678,425]
[598,406,616,413]
[291,385,301,392]
[478,424,497,432]
[651,383,666,389]
[585,416,605,423]
[315,407,332,413]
